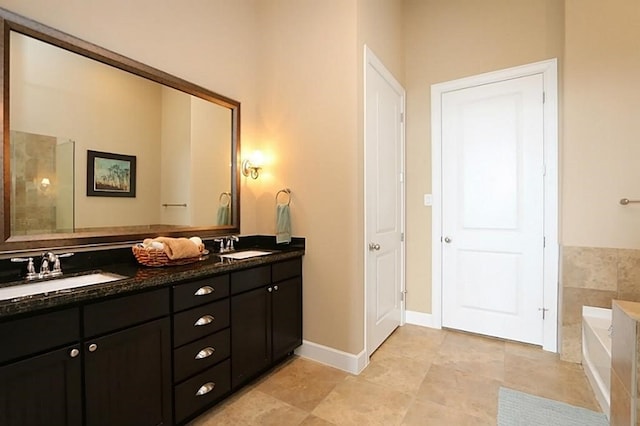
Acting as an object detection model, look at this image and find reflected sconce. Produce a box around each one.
[242,151,263,179]
[39,177,51,191]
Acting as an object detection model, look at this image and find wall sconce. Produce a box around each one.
[242,151,263,179]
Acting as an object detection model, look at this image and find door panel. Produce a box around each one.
[365,48,404,355]
[441,74,544,345]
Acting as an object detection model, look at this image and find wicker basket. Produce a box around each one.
[132,244,204,267]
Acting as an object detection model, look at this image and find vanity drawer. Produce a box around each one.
[0,308,80,364]
[230,265,270,295]
[173,299,229,347]
[272,258,302,282]
[84,288,169,338]
[174,328,230,383]
[174,359,231,424]
[173,275,229,312]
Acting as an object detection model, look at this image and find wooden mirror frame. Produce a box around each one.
[0,8,241,255]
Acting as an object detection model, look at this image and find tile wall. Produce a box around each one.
[561,246,640,362]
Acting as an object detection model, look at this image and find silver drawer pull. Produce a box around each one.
[194,315,215,326]
[69,348,80,358]
[195,347,216,360]
[88,343,98,352]
[196,382,216,396]
[194,286,214,296]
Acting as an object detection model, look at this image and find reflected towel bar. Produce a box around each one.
[162,203,187,207]
[619,198,640,205]
[276,188,291,205]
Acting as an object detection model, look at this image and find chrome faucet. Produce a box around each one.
[214,236,240,253]
[11,252,74,280]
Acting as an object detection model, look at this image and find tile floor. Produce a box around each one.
[189,325,601,425]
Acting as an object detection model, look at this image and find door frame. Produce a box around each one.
[363,45,406,358]
[431,59,559,352]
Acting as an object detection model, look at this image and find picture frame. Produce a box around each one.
[87,150,136,197]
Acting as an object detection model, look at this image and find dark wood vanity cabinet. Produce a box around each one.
[231,259,303,388]
[0,289,171,426]
[0,253,302,426]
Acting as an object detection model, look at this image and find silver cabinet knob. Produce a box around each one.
[88,343,98,352]
[194,315,215,326]
[195,347,216,360]
[196,382,216,396]
[273,285,279,291]
[444,237,452,243]
[368,243,381,251]
[194,286,214,296]
[69,348,80,358]
[268,287,273,293]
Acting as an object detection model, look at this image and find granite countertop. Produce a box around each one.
[0,235,304,319]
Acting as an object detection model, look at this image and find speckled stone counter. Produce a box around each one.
[0,235,304,319]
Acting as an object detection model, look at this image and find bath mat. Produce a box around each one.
[497,387,608,426]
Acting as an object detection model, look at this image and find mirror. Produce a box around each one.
[0,8,241,254]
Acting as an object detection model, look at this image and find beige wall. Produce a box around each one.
[403,0,565,313]
[563,0,640,249]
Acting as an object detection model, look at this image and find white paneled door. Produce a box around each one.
[365,47,405,356]
[441,74,545,345]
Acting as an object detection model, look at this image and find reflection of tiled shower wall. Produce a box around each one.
[561,246,640,362]
[11,131,56,234]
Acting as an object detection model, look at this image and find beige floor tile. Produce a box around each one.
[311,375,414,426]
[255,356,349,411]
[189,388,308,426]
[373,324,447,362]
[504,352,600,411]
[360,349,431,393]
[433,331,505,381]
[299,415,337,425]
[402,399,493,426]
[415,363,502,423]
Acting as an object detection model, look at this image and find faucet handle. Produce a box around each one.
[11,257,37,280]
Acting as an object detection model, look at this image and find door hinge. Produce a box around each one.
[400,232,404,242]
[399,172,404,182]
[400,112,404,123]
[538,307,549,320]
[543,92,546,103]
[542,163,547,176]
[543,236,546,248]
[401,290,407,301]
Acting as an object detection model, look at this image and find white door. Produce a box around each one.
[441,74,544,345]
[364,47,404,356]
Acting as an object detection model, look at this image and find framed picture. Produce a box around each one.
[87,150,136,197]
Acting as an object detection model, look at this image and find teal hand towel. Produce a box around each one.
[216,205,230,226]
[276,203,291,244]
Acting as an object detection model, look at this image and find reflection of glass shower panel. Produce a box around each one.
[10,130,75,235]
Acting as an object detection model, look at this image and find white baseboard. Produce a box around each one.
[405,310,440,329]
[295,340,368,375]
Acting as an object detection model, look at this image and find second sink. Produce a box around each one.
[218,250,272,260]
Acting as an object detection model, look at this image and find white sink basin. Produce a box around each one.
[0,272,126,301]
[218,250,272,260]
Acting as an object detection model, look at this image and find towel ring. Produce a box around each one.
[276,188,291,206]
[219,192,231,207]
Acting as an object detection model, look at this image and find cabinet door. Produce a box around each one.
[272,277,303,361]
[0,345,82,426]
[84,317,171,426]
[231,286,271,388]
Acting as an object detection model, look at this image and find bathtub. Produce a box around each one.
[582,306,612,419]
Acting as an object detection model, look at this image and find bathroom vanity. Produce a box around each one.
[0,239,304,425]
